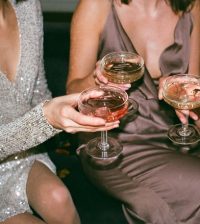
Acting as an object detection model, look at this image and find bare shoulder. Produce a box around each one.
[73,0,111,19]
[77,0,111,10]
[191,0,200,23]
[72,0,112,32]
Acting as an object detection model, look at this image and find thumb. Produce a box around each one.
[63,93,81,107]
[158,77,166,100]
[158,87,163,100]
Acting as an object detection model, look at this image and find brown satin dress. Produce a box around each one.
[79,4,200,224]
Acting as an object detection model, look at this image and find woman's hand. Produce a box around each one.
[175,109,198,124]
[93,61,131,91]
[43,93,119,133]
[158,76,198,123]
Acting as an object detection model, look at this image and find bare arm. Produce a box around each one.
[188,0,200,75]
[66,0,111,94]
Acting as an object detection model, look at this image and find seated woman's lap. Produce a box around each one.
[80,145,200,223]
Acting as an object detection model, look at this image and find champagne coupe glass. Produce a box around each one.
[163,74,200,145]
[78,85,129,164]
[101,51,144,116]
[101,51,144,84]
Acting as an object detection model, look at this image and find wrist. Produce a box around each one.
[42,99,51,123]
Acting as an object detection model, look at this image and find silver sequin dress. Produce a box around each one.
[0,0,60,221]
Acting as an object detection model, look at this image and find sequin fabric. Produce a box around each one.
[0,0,61,221]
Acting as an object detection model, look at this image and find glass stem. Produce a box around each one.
[100,131,110,151]
[179,112,191,137]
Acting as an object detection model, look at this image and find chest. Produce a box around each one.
[0,1,41,104]
[0,20,19,82]
[0,1,39,86]
[115,5,179,78]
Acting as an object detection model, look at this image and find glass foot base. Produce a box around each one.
[168,124,200,145]
[85,137,123,166]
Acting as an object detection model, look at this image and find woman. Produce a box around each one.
[0,0,119,223]
[67,0,200,223]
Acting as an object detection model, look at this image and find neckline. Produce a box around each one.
[0,0,21,85]
[112,4,185,77]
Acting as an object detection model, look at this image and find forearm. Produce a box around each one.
[67,72,96,94]
[0,103,60,161]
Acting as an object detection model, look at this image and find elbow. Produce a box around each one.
[66,80,79,94]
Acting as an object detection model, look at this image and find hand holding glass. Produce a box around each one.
[78,86,129,165]
[162,74,200,145]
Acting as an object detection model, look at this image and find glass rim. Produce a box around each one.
[78,85,129,111]
[164,73,200,82]
[163,73,200,102]
[163,74,200,91]
[100,51,144,72]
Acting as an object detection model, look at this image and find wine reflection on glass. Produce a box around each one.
[100,51,144,119]
[162,74,200,145]
[78,86,129,165]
